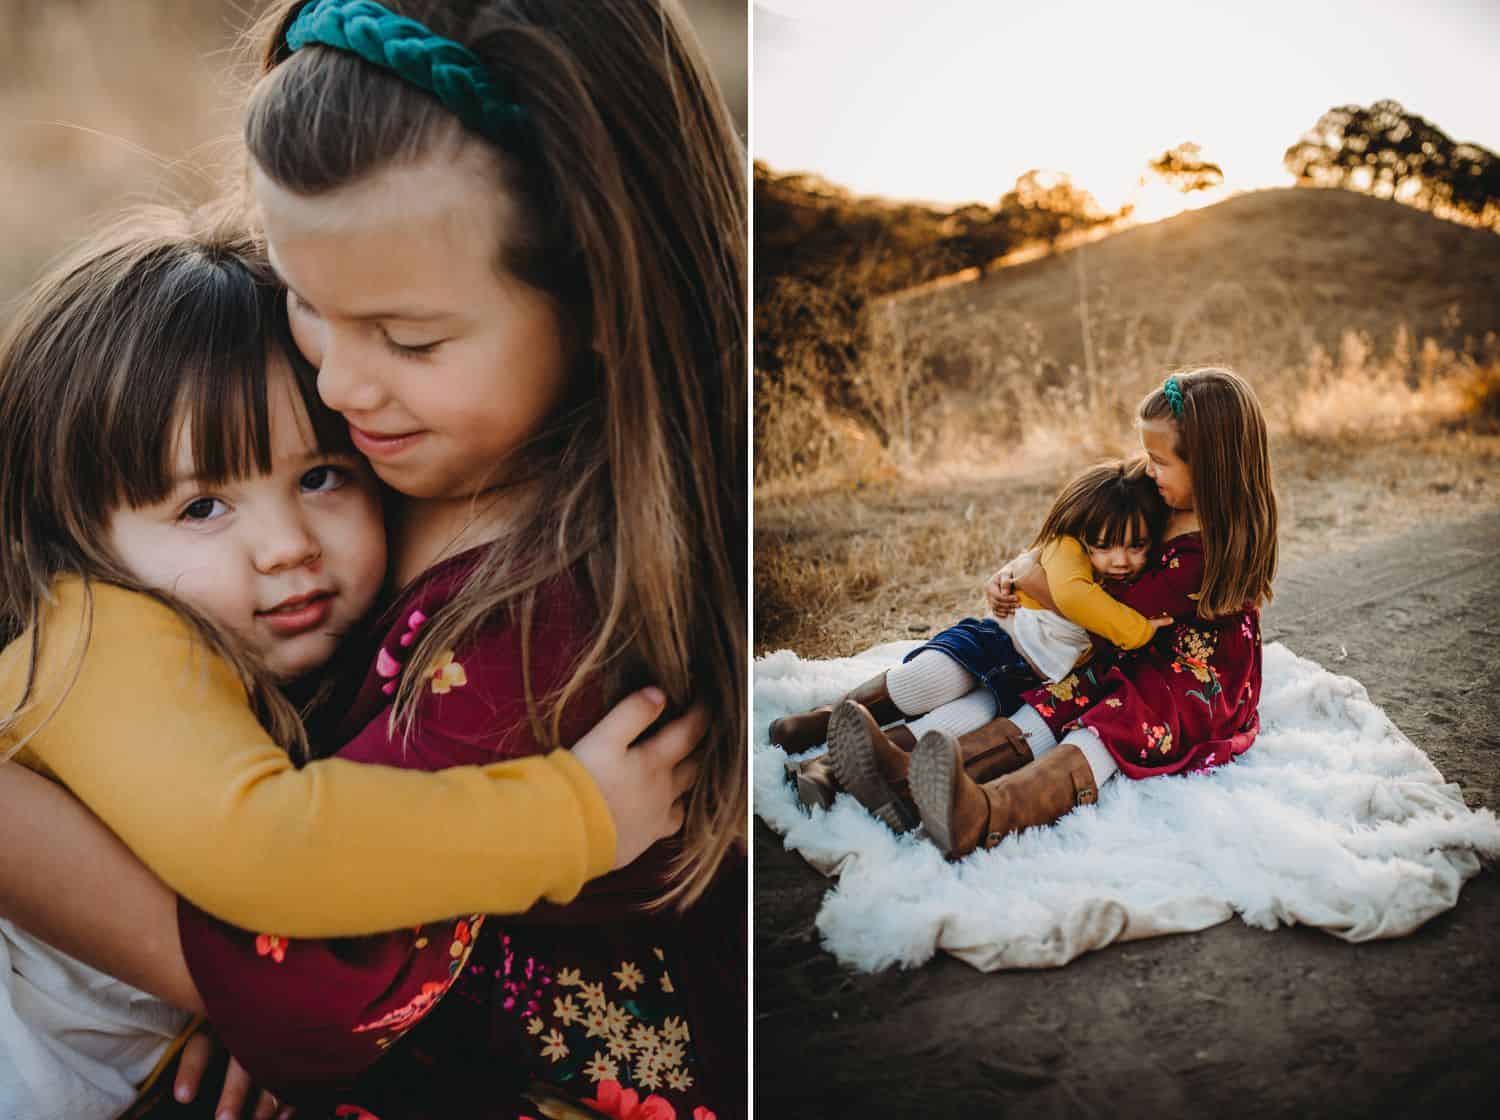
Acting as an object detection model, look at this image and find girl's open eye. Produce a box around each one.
[178,496,228,523]
[300,464,349,493]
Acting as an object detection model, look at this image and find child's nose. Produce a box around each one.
[256,512,322,574]
[315,335,385,415]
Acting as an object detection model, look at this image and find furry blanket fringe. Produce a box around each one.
[754,641,1500,972]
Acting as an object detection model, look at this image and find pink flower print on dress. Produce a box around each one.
[377,610,429,695]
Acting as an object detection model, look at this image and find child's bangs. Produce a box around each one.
[1083,506,1150,550]
[108,269,349,509]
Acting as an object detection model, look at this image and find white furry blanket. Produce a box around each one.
[754,641,1500,972]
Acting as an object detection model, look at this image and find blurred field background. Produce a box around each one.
[0,0,747,316]
[755,123,1500,657]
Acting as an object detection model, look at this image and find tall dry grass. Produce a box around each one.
[754,189,1500,654]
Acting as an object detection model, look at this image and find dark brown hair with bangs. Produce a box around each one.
[1138,366,1278,617]
[243,0,746,910]
[1030,458,1169,556]
[0,205,347,762]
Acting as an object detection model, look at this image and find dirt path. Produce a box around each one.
[754,510,1500,1118]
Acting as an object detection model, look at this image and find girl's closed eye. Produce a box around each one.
[380,328,445,359]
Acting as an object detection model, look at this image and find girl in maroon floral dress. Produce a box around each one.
[832,367,1277,860]
[0,2,747,1118]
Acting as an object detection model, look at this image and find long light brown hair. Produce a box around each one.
[0,206,349,763]
[243,0,747,909]
[1138,367,1278,618]
[1030,458,1169,555]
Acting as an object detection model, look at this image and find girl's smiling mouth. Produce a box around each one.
[348,423,425,459]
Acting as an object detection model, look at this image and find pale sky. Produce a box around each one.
[754,0,1500,213]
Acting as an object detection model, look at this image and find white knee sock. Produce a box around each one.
[886,651,977,717]
[1060,727,1120,787]
[1008,703,1059,755]
[907,689,998,740]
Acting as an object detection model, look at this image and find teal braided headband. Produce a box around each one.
[1163,376,1185,418]
[286,0,524,142]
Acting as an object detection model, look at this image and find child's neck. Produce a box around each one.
[1167,508,1200,537]
[390,483,540,588]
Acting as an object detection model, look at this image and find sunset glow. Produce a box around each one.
[755,0,1498,222]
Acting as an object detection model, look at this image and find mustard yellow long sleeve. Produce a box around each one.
[1036,537,1157,650]
[1,580,616,938]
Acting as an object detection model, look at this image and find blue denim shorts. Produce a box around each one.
[904,617,1041,713]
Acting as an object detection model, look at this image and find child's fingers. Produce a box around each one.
[173,1029,213,1103]
[575,687,669,755]
[640,704,709,769]
[215,1057,255,1120]
[253,1087,282,1120]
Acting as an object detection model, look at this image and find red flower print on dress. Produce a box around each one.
[333,1107,382,1120]
[255,934,287,964]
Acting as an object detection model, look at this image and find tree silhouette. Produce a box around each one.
[998,170,1108,247]
[1284,100,1499,228]
[1146,142,1224,193]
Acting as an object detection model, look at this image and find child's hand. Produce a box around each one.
[571,688,705,870]
[985,568,1020,617]
[1149,615,1174,631]
[174,1026,293,1120]
[986,550,1040,618]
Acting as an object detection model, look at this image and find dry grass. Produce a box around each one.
[0,0,261,315]
[0,0,746,319]
[754,189,1500,657]
[755,427,1500,659]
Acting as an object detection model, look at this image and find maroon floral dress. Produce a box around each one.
[177,549,744,1119]
[1021,532,1262,779]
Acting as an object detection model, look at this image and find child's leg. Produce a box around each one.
[904,687,997,740]
[1006,708,1119,788]
[885,651,977,717]
[1058,727,1120,788]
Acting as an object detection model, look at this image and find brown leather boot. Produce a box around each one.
[955,717,1035,784]
[786,753,838,811]
[826,700,919,831]
[768,672,903,753]
[909,732,1098,859]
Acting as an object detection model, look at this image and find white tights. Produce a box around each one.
[884,651,1119,787]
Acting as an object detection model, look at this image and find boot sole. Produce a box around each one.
[910,731,960,857]
[827,702,913,833]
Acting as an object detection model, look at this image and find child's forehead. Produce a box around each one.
[168,357,320,476]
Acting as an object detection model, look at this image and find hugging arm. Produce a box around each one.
[0,758,202,1013]
[8,582,692,939]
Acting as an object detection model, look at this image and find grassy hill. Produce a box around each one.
[755,186,1500,484]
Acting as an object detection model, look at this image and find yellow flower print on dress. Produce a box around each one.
[583,1053,620,1084]
[540,1028,569,1062]
[427,650,468,694]
[553,995,582,1026]
[614,961,645,992]
[1045,673,1080,702]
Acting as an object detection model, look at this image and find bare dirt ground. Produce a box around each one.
[754,499,1500,1118]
